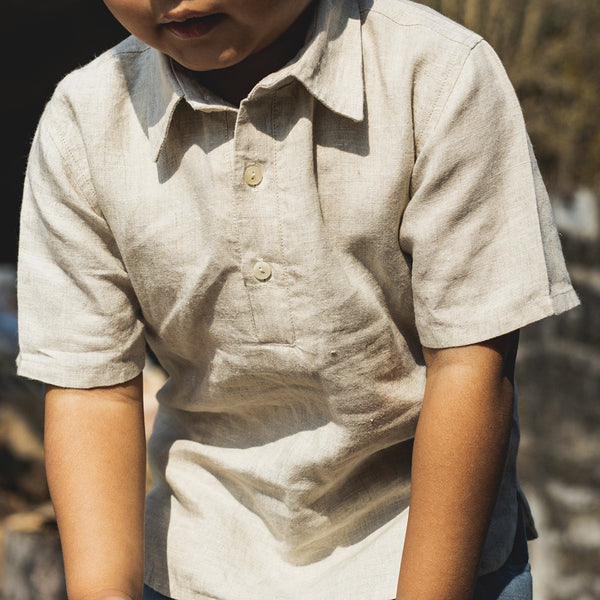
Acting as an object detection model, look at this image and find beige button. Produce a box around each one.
[243,164,263,187]
[252,260,272,281]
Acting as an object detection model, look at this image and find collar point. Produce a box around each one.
[152,148,162,163]
[346,103,365,123]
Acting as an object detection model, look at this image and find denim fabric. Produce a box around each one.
[472,503,532,600]
[142,586,171,600]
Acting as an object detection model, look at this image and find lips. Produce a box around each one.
[163,13,225,39]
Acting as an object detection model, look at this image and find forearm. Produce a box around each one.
[45,374,146,600]
[396,337,515,600]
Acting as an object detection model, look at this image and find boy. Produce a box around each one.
[17,0,579,599]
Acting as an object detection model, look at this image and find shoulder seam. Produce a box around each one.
[359,6,482,49]
[56,41,151,89]
[423,39,484,147]
[111,46,152,57]
[93,42,151,67]
[410,38,483,159]
[43,100,104,219]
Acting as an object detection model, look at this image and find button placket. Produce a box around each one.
[232,102,295,344]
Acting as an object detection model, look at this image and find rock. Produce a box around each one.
[1,504,66,600]
[552,188,600,242]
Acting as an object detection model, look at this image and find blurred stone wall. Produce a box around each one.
[517,189,600,600]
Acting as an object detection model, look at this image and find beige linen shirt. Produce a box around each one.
[18,0,579,598]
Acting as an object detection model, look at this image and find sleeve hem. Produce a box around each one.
[16,354,145,389]
[417,287,580,349]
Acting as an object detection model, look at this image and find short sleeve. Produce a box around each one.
[17,95,146,388]
[399,40,579,348]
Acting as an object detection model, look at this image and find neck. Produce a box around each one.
[196,2,315,106]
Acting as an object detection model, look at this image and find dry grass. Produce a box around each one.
[418,0,600,193]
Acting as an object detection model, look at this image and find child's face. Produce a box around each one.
[103,0,314,71]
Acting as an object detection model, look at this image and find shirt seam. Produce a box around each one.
[44,105,104,219]
[418,287,579,348]
[70,42,150,82]
[359,7,482,48]
[522,139,555,301]
[226,111,260,340]
[16,352,143,370]
[105,35,152,58]
[16,353,144,388]
[167,57,187,98]
[420,39,485,149]
[41,104,134,279]
[113,47,151,57]
[271,92,298,345]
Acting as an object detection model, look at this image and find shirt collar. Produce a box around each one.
[147,0,364,162]
[287,0,364,122]
[146,51,186,162]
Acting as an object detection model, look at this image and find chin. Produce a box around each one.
[168,45,248,72]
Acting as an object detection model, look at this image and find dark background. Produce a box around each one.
[3,3,127,264]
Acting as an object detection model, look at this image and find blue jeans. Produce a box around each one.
[142,507,532,600]
[471,502,532,600]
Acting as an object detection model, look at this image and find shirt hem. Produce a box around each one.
[417,287,580,349]
[16,354,145,389]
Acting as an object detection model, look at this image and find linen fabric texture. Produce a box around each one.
[17,0,579,598]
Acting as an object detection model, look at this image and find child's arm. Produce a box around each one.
[396,332,517,600]
[44,374,146,600]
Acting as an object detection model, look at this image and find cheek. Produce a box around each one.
[103,1,157,40]
[230,0,289,25]
[242,0,313,39]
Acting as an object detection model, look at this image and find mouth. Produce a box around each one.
[163,13,225,39]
